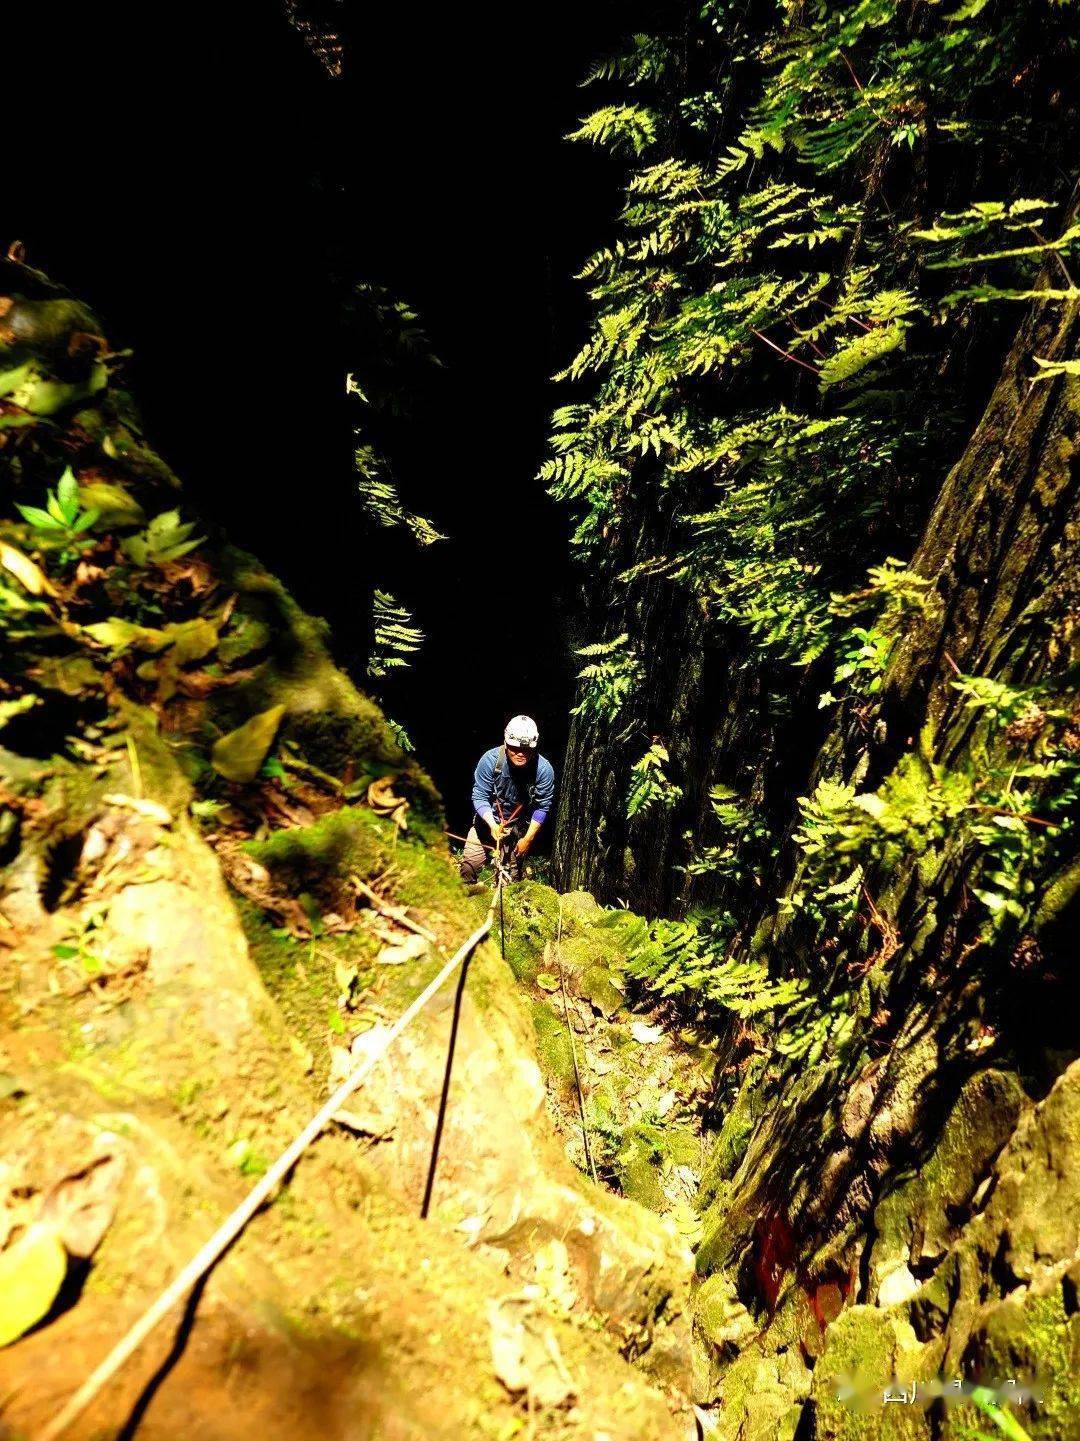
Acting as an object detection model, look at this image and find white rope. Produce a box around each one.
[35,903,496,1441]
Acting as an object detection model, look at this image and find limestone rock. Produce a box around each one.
[868,1069,1026,1303]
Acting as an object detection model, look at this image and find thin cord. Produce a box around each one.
[555,894,597,1184]
[499,866,506,958]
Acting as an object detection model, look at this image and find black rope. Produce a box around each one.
[420,953,472,1220]
[492,797,518,963]
[493,830,510,958]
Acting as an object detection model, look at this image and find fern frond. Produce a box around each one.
[568,105,659,156]
[368,591,424,679]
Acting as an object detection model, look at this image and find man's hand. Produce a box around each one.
[488,821,505,846]
[515,820,541,858]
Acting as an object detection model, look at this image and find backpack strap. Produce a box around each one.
[493,745,541,814]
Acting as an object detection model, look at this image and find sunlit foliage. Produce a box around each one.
[546,0,1078,1032]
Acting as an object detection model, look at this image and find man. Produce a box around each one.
[460,715,555,884]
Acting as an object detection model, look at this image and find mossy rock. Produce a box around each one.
[499,880,561,982]
[868,1068,1026,1303]
[695,1056,772,1279]
[510,888,649,977]
[694,1294,810,1440]
[217,605,274,668]
[531,998,576,1090]
[242,806,469,942]
[694,1271,756,1353]
[949,1271,1080,1441]
[812,1306,926,1439]
[246,806,385,904]
[551,932,606,978]
[589,906,651,949]
[615,1136,667,1210]
[694,1180,744,1279]
[666,1125,701,1168]
[208,548,440,815]
[581,963,625,1018]
[558,889,603,934]
[612,1121,698,1212]
[0,296,109,425]
[239,901,376,1079]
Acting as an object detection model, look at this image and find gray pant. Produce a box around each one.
[459,818,524,884]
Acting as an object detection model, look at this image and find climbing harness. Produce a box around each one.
[33,890,503,1441]
[494,796,522,832]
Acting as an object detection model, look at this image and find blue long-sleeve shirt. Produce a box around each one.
[471,746,555,828]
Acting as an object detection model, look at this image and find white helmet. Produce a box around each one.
[505,715,539,750]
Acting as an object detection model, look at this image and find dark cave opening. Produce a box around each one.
[5,0,639,834]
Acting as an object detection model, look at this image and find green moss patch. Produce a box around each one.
[498,881,561,981]
[531,999,576,1090]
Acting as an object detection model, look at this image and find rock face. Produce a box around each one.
[808,1060,1080,1440]
[0,262,690,1439]
[679,253,1080,1437]
[544,32,1078,1435]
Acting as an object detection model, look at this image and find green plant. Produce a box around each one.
[367,590,423,678]
[347,283,445,547]
[353,442,444,546]
[190,798,228,824]
[626,740,682,818]
[953,675,1079,926]
[386,716,415,752]
[786,672,1078,936]
[912,199,1080,311]
[625,910,854,1064]
[542,0,1076,933]
[342,284,446,720]
[15,467,99,559]
[685,785,780,886]
[571,633,643,727]
[568,104,659,156]
[120,509,204,566]
[961,1386,1035,1441]
[50,940,104,978]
